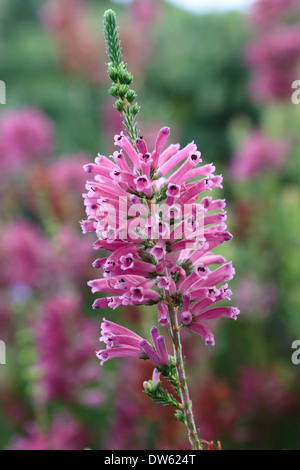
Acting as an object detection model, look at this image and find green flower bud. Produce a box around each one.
[126,89,137,103]
[119,69,133,85]
[108,66,119,82]
[131,103,140,117]
[114,99,124,112]
[109,85,119,98]
[118,84,129,99]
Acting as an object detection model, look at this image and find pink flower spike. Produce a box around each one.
[82,122,238,356]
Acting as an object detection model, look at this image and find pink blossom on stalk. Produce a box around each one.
[85,11,239,449]
[230,130,289,180]
[0,108,54,170]
[82,127,238,351]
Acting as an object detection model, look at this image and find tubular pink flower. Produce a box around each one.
[151,126,170,167]
[188,323,215,346]
[157,142,197,175]
[158,143,180,166]
[114,133,140,167]
[97,318,168,368]
[193,307,240,322]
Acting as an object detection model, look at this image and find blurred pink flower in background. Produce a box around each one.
[24,153,90,223]
[233,273,275,317]
[236,367,295,420]
[121,0,161,80]
[230,130,289,180]
[0,108,54,170]
[245,26,300,101]
[0,220,91,295]
[50,226,94,284]
[249,0,299,29]
[48,154,90,195]
[40,0,104,83]
[8,415,87,450]
[194,378,237,442]
[129,0,161,26]
[33,295,103,406]
[0,220,50,291]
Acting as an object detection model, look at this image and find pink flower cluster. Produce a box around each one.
[230,130,289,180]
[82,127,239,365]
[0,108,54,171]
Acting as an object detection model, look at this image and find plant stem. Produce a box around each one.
[165,293,202,450]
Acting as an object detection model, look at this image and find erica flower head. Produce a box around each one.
[81,10,239,450]
[83,121,237,346]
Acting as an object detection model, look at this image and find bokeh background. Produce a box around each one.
[1,0,300,450]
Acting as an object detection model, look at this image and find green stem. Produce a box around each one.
[166,293,202,451]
